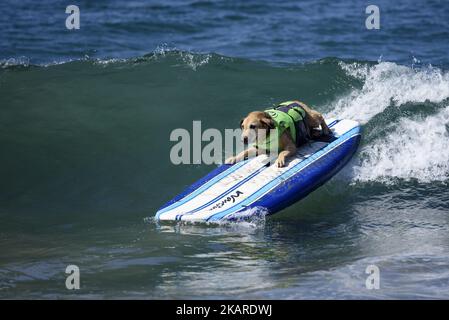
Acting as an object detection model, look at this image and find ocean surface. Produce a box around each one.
[1,0,449,299]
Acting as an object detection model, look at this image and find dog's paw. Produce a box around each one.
[225,157,237,165]
[321,126,330,136]
[275,156,286,168]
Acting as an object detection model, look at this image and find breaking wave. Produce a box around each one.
[328,61,449,183]
[2,51,449,218]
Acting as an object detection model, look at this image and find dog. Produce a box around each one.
[225,100,330,168]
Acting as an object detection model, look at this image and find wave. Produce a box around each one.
[0,46,218,71]
[327,61,449,124]
[0,56,31,69]
[1,51,449,216]
[350,106,449,183]
[326,61,449,183]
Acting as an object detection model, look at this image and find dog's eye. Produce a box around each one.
[249,124,256,129]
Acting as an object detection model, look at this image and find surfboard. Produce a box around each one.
[156,119,361,222]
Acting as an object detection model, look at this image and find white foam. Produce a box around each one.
[179,52,211,71]
[0,56,30,68]
[93,58,127,66]
[350,106,449,183]
[327,62,449,124]
[152,44,212,71]
[223,206,268,224]
[148,206,268,229]
[326,61,449,183]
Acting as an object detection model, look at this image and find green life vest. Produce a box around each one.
[254,101,308,152]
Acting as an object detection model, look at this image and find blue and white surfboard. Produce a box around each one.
[156,119,361,222]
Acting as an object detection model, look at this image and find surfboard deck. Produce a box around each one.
[156,119,361,222]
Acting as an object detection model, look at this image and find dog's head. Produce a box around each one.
[240,111,275,144]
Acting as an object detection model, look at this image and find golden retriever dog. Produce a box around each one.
[225,100,330,168]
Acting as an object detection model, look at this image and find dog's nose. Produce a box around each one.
[243,136,248,144]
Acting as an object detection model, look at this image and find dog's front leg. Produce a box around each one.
[225,147,259,165]
[320,118,330,136]
[275,134,297,168]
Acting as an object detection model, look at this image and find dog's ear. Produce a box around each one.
[239,118,244,128]
[261,113,275,129]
